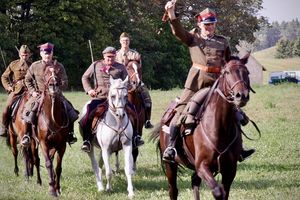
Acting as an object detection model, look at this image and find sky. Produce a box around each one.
[260,0,300,22]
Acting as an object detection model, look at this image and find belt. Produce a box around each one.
[192,63,221,73]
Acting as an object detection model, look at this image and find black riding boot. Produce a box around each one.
[162,125,179,163]
[80,119,92,153]
[133,131,144,149]
[239,148,255,162]
[144,106,154,129]
[68,122,77,145]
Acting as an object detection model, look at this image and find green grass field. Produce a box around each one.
[0,83,300,200]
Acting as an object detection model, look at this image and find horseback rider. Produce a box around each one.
[116,32,154,129]
[0,45,32,137]
[80,46,145,153]
[22,42,78,146]
[162,3,255,163]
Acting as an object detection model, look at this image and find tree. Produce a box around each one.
[292,36,300,57]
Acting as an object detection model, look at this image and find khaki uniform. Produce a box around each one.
[116,48,152,115]
[82,60,128,99]
[169,18,231,124]
[23,60,77,123]
[1,59,31,128]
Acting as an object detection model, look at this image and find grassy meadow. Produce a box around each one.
[0,83,300,200]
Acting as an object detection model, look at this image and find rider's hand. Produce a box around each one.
[165,0,176,20]
[7,86,13,93]
[32,91,39,97]
[88,89,97,98]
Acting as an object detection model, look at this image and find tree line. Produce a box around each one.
[253,19,300,52]
[0,0,265,90]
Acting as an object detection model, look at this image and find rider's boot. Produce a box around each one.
[239,148,255,162]
[21,123,31,147]
[0,107,9,137]
[68,122,77,145]
[133,131,144,149]
[162,124,179,163]
[0,124,7,137]
[144,105,154,129]
[236,109,249,126]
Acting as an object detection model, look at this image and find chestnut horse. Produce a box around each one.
[36,67,71,197]
[7,91,41,184]
[151,54,252,200]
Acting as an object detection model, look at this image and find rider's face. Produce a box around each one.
[199,22,216,37]
[120,37,130,49]
[40,50,53,63]
[103,54,116,66]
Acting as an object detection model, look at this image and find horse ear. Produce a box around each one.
[109,75,114,84]
[240,52,250,65]
[123,76,129,85]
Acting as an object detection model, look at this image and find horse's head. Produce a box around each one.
[108,76,129,119]
[126,61,141,90]
[44,67,62,96]
[220,53,252,107]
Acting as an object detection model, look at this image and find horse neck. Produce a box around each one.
[204,78,236,129]
[43,92,65,124]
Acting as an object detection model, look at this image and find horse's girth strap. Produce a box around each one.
[192,63,221,73]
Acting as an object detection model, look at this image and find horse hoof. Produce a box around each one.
[128,192,134,199]
[212,186,224,200]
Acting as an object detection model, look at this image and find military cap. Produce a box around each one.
[102,46,116,55]
[196,8,217,24]
[120,32,130,39]
[19,45,31,54]
[38,42,54,53]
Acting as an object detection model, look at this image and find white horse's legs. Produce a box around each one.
[114,152,120,173]
[123,144,134,198]
[87,146,104,191]
[102,148,113,192]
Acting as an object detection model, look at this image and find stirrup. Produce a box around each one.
[81,140,91,153]
[21,135,31,147]
[162,147,177,163]
[144,120,154,129]
[133,135,144,149]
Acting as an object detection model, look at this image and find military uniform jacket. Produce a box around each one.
[116,49,141,66]
[170,19,231,91]
[25,60,68,93]
[1,59,31,94]
[82,60,128,99]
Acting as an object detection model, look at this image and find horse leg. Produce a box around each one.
[54,144,66,196]
[123,144,134,198]
[40,142,57,197]
[101,148,113,192]
[32,142,42,185]
[87,146,104,191]
[114,151,120,173]
[221,163,237,200]
[22,147,31,181]
[191,172,201,200]
[132,148,138,172]
[10,134,19,176]
[165,162,179,200]
[197,163,225,200]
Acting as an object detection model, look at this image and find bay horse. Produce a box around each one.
[7,91,41,184]
[87,76,135,197]
[151,54,252,200]
[36,67,71,197]
[125,60,145,170]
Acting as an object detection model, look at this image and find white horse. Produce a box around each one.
[83,76,134,198]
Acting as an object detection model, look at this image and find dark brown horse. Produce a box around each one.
[7,91,41,184]
[126,60,145,169]
[151,54,252,200]
[36,67,70,197]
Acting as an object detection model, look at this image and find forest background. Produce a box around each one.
[0,0,299,90]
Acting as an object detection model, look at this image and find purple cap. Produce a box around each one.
[38,42,54,52]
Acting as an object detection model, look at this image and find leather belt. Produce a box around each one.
[192,63,221,73]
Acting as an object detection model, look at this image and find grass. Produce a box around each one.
[0,83,300,200]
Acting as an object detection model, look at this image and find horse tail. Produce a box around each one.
[149,122,161,142]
